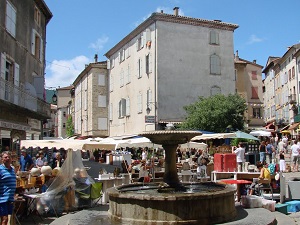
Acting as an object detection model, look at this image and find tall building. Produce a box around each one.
[56,86,73,138]
[0,0,52,150]
[263,44,300,135]
[234,51,264,130]
[105,8,238,136]
[73,58,109,138]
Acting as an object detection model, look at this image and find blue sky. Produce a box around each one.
[43,0,300,88]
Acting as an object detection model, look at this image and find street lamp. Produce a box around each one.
[146,102,156,114]
[52,93,57,104]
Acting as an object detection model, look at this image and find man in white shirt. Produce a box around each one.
[232,143,245,172]
[291,140,300,172]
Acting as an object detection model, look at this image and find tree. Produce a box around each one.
[180,94,247,132]
[66,116,74,137]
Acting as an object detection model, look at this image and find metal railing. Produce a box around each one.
[0,78,50,118]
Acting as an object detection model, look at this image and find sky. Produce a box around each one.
[43,0,300,89]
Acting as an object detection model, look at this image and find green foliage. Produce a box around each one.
[66,116,74,137]
[180,94,247,133]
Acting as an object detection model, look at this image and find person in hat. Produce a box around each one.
[19,149,34,171]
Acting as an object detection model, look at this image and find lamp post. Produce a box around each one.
[146,102,156,114]
[146,101,157,130]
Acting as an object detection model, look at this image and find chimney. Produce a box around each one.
[173,7,179,16]
[235,50,239,60]
[94,54,98,63]
[253,59,256,64]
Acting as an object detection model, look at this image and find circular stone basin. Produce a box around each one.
[107,182,236,225]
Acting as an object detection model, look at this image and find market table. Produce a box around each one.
[220,179,252,202]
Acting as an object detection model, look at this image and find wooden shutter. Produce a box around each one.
[31,29,36,55]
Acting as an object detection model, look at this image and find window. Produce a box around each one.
[126,64,131,84]
[6,1,16,37]
[210,54,221,75]
[63,123,66,128]
[147,89,152,111]
[288,69,291,80]
[292,66,295,79]
[119,49,125,63]
[209,30,219,45]
[137,93,142,113]
[251,71,257,80]
[137,58,143,78]
[251,86,259,99]
[126,97,130,116]
[136,34,144,51]
[253,108,261,118]
[31,29,43,61]
[120,68,124,87]
[34,6,41,26]
[118,98,126,118]
[145,53,152,74]
[0,53,19,104]
[210,86,221,96]
[63,112,66,117]
[126,44,131,58]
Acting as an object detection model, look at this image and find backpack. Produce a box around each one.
[268,163,276,175]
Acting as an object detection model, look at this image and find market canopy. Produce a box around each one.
[191,133,236,141]
[20,139,116,151]
[249,130,272,137]
[179,142,208,149]
[231,131,259,141]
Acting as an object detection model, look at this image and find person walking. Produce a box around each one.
[291,140,300,172]
[232,143,245,172]
[279,151,286,172]
[259,141,267,164]
[0,151,16,225]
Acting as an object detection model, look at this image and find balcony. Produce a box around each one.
[0,78,50,119]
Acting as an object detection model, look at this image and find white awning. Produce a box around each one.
[191,133,236,141]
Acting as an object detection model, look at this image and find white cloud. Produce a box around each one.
[89,36,109,52]
[45,55,90,88]
[247,34,265,45]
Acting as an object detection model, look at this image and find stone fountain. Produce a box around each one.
[107,125,236,225]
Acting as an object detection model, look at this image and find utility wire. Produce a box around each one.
[46,60,71,69]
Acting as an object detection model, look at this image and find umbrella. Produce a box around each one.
[232,131,259,141]
[249,130,272,137]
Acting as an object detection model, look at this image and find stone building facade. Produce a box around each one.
[0,0,52,150]
[105,8,238,136]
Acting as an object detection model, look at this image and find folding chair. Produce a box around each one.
[90,182,103,207]
[76,182,103,208]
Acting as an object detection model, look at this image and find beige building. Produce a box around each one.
[56,86,73,138]
[73,59,109,137]
[105,8,238,136]
[263,44,300,132]
[234,51,264,129]
[0,0,52,150]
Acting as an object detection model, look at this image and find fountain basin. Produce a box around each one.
[108,182,237,225]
